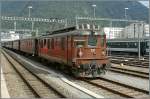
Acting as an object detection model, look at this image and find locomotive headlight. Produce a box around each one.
[79,50,83,57]
[102,51,105,55]
[91,48,96,55]
[91,49,95,53]
[78,48,83,57]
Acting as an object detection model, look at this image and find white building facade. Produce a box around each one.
[104,27,124,39]
[1,31,19,41]
[104,23,149,39]
[144,24,149,37]
[121,23,149,38]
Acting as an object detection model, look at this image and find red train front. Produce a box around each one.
[38,25,110,77]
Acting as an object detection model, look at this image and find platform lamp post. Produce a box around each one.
[91,4,96,29]
[124,8,129,19]
[14,21,16,31]
[28,6,34,32]
[28,6,32,17]
[92,4,96,18]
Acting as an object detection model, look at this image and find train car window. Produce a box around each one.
[44,39,46,46]
[88,36,97,47]
[146,42,148,48]
[28,41,29,46]
[61,37,65,50]
[100,35,104,47]
[41,40,43,48]
[134,43,137,47]
[31,40,33,46]
[55,38,57,46]
[47,39,50,49]
[127,42,129,47]
[83,24,87,29]
[75,40,85,48]
[56,38,60,46]
[51,38,54,49]
[29,41,30,46]
[78,25,82,29]
[27,41,28,46]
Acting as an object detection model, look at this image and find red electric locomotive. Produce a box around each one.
[38,24,110,77]
[2,24,110,77]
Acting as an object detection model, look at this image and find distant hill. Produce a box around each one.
[1,1,149,32]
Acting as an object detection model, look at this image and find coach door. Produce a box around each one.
[66,36,74,65]
[74,39,86,58]
[34,39,38,56]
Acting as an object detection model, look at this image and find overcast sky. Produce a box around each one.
[140,1,149,8]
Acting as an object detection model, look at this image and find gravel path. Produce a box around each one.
[1,53,35,98]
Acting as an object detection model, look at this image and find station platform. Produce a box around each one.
[1,67,10,98]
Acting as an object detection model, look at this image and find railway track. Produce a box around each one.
[2,48,149,98]
[109,56,149,78]
[81,77,149,98]
[2,50,66,98]
[3,48,106,98]
[109,55,149,60]
[108,66,149,79]
[110,57,149,68]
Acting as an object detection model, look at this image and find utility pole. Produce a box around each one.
[92,4,96,18]
[124,8,129,19]
[75,16,78,27]
[65,19,68,27]
[109,21,112,39]
[36,28,38,37]
[14,21,16,31]
[138,23,141,60]
[31,21,34,31]
[0,1,1,50]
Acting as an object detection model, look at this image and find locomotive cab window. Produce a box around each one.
[74,40,85,48]
[88,36,97,47]
[100,35,105,47]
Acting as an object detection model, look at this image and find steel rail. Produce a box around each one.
[81,77,149,98]
[108,67,149,79]
[2,50,66,98]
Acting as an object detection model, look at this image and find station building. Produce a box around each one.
[1,31,19,41]
[104,23,149,39]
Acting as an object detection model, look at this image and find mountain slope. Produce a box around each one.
[1,1,149,32]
